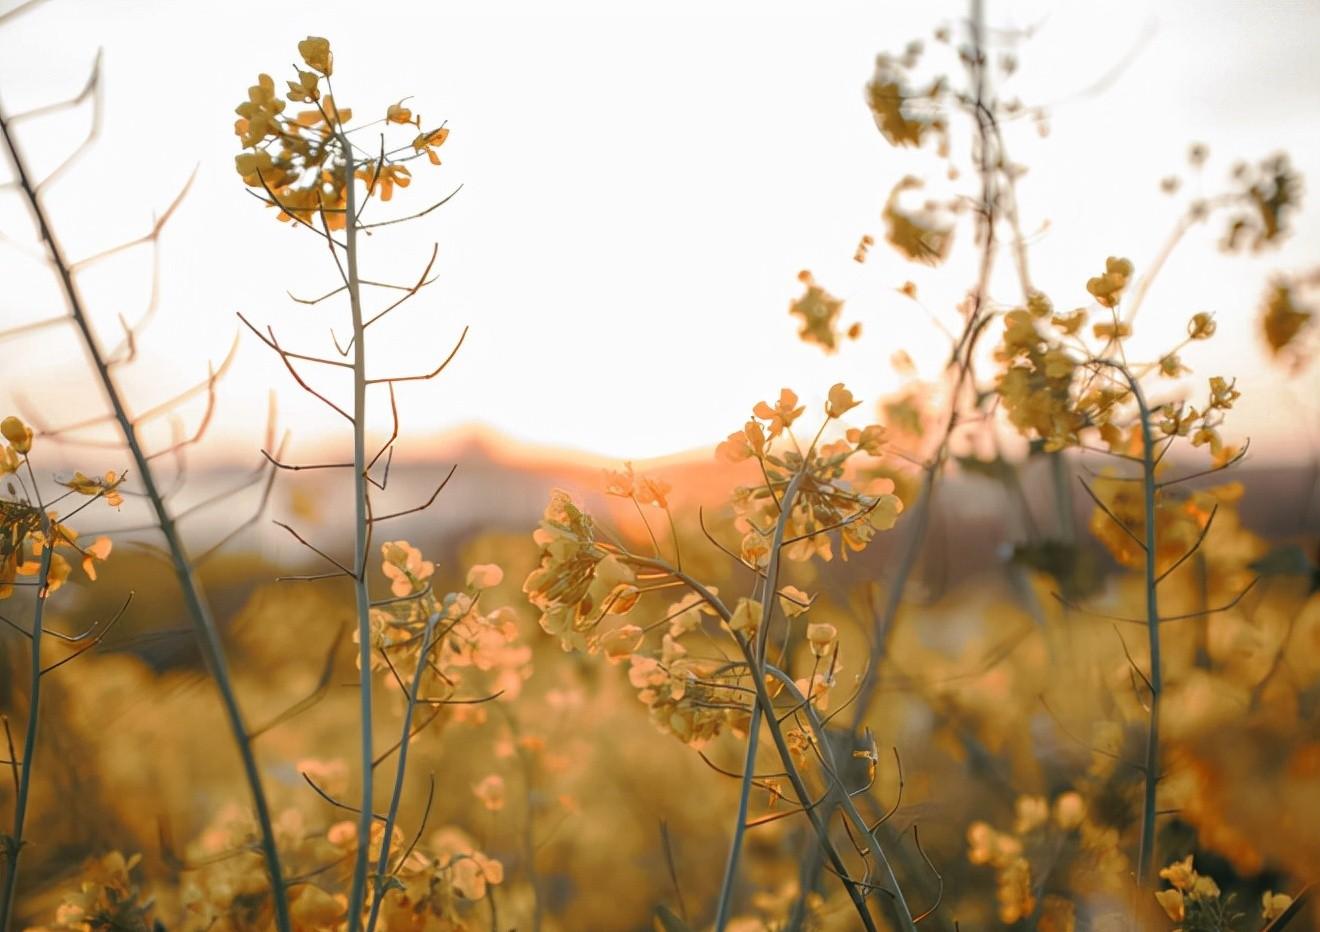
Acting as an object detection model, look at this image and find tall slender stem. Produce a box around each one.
[764,666,915,931]
[713,471,804,931]
[341,140,376,931]
[366,617,437,932]
[713,705,761,930]
[1129,374,1162,889]
[0,103,291,932]
[0,509,52,929]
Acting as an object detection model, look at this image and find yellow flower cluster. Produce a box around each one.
[32,852,152,932]
[164,803,506,931]
[1221,153,1301,253]
[369,540,531,710]
[968,791,1124,927]
[523,490,633,653]
[1261,279,1313,355]
[1153,854,1235,929]
[627,629,748,746]
[883,175,954,265]
[996,268,1243,463]
[1,416,115,598]
[718,386,902,565]
[232,37,448,229]
[1086,256,1134,309]
[864,47,946,149]
[788,271,848,352]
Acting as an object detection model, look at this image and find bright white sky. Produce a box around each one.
[1,0,1317,464]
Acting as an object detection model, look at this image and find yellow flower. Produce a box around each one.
[1261,281,1312,354]
[233,74,286,147]
[1092,319,1132,342]
[602,465,633,499]
[81,536,112,581]
[413,127,450,165]
[1027,291,1053,318]
[865,55,940,147]
[1188,311,1217,340]
[472,774,506,812]
[1086,256,1134,308]
[20,549,70,593]
[1053,308,1087,336]
[386,99,415,125]
[716,429,754,463]
[776,585,811,618]
[61,470,124,509]
[450,851,503,900]
[1159,854,1196,891]
[636,476,671,509]
[381,540,434,597]
[1154,888,1185,922]
[883,176,953,265]
[1262,891,1294,921]
[285,69,320,103]
[788,271,845,352]
[1158,353,1188,378]
[355,161,411,202]
[729,597,762,638]
[1191,874,1220,900]
[846,424,887,455]
[2,416,32,454]
[1002,309,1041,355]
[467,564,504,589]
[805,622,837,657]
[1052,792,1086,830]
[1208,375,1240,409]
[297,36,333,76]
[753,388,805,437]
[599,624,644,663]
[1013,795,1049,834]
[826,383,860,418]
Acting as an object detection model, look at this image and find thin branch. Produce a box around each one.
[274,521,357,578]
[1155,440,1251,488]
[1077,475,1146,551]
[369,464,458,523]
[301,772,387,822]
[38,592,133,676]
[358,185,462,230]
[364,325,467,384]
[70,168,195,269]
[1155,504,1217,584]
[249,626,345,738]
[262,448,353,472]
[909,827,944,924]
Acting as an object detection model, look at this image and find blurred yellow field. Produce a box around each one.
[1,4,1318,931]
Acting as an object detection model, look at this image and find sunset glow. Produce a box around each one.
[3,0,1317,462]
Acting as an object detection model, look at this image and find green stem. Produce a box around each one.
[737,636,888,932]
[0,520,52,930]
[366,616,437,932]
[713,705,761,931]
[713,471,804,931]
[0,104,291,932]
[341,140,376,932]
[1129,373,1162,889]
[764,666,916,931]
[626,551,880,930]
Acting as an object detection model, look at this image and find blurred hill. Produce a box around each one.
[89,424,1317,574]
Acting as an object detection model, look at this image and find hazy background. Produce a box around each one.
[1,0,1317,463]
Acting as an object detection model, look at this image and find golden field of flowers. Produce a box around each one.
[2,8,1319,932]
